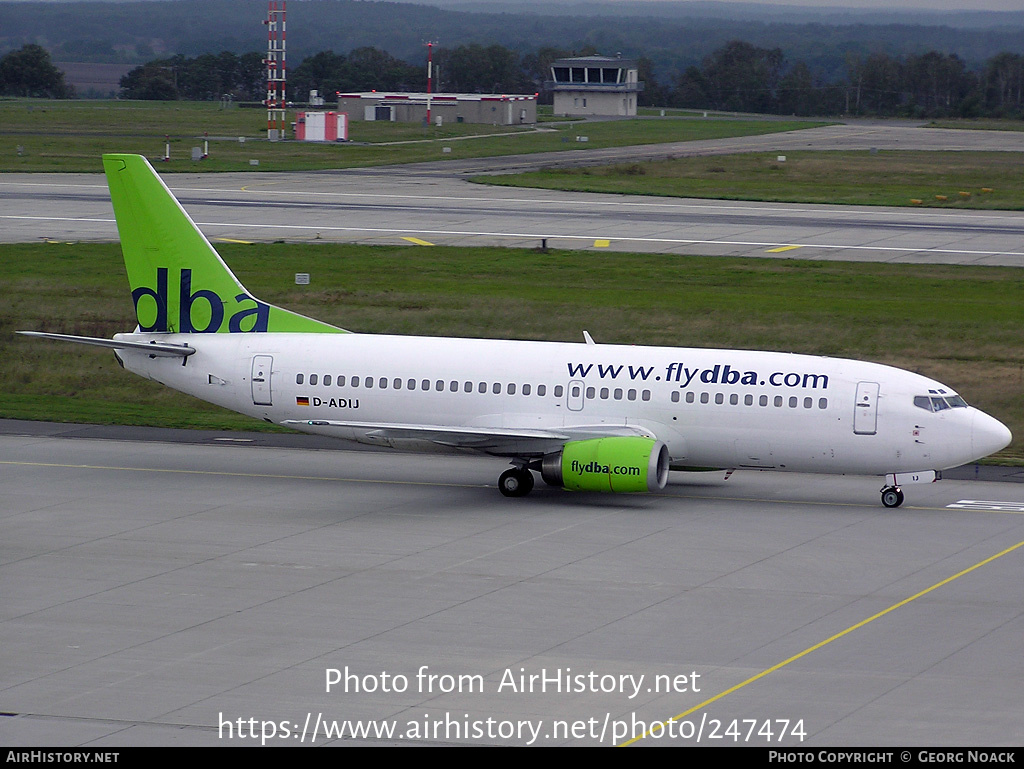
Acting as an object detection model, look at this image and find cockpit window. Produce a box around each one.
[915,394,969,412]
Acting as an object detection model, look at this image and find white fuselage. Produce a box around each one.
[115,331,1010,478]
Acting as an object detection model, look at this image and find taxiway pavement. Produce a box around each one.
[2,123,1024,265]
[2,425,1022,746]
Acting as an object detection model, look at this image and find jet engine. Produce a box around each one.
[541,436,670,492]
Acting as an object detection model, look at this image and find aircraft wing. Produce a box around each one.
[280,419,655,454]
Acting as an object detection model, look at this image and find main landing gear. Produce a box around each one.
[498,467,534,497]
[880,485,905,508]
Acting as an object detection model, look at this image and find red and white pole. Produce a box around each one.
[426,42,433,126]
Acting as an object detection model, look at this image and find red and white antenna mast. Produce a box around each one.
[265,1,287,140]
[425,41,437,125]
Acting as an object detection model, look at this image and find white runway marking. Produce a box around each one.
[947,499,1024,512]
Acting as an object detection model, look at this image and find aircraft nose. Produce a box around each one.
[972,410,1012,459]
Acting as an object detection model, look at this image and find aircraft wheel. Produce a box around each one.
[499,468,534,497]
[881,486,904,508]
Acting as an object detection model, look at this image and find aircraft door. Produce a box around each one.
[853,381,879,435]
[251,355,273,406]
[567,380,585,411]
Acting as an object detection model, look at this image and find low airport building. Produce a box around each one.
[334,92,537,125]
[547,55,643,117]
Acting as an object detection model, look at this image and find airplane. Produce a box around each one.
[20,154,1012,507]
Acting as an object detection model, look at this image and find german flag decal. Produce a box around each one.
[296,396,310,406]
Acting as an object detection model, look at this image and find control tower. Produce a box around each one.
[547,55,643,117]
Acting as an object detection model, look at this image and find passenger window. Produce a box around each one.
[789,397,797,408]
[352,376,360,387]
[686,392,695,403]
[478,382,487,393]
[818,398,827,409]
[671,391,680,403]
[745,394,753,406]
[464,381,472,393]
[586,387,595,399]
[600,387,609,399]
[435,380,444,391]
[614,388,623,400]
[394,378,402,389]
[493,382,501,394]
[714,393,723,404]
[421,379,430,391]
[450,381,458,392]
[554,385,564,397]
[804,397,812,409]
[730,394,738,405]
[700,392,709,404]
[759,395,768,406]
[642,390,651,402]
[338,376,346,387]
[296,373,304,384]
[538,385,547,396]
[508,383,517,395]
[523,384,532,396]
[628,389,637,401]
[365,377,373,389]
[407,379,415,390]
[310,374,318,385]
[324,375,331,386]
[379,377,387,389]
[774,396,783,407]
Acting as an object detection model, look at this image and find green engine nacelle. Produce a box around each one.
[541,436,670,493]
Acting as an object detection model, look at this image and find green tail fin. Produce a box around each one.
[103,154,344,334]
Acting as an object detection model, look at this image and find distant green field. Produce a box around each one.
[475,150,1024,210]
[928,118,1024,132]
[4,241,1022,462]
[0,98,828,172]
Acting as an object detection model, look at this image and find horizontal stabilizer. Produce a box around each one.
[18,331,195,357]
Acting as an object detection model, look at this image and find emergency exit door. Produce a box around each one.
[853,381,879,435]
[251,355,273,406]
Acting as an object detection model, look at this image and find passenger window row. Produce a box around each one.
[295,373,656,403]
[571,385,652,402]
[296,373,558,397]
[671,390,828,409]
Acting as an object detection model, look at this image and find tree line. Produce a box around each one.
[0,44,73,98]
[121,42,1024,119]
[119,51,265,101]
[4,0,1022,87]
[7,41,1023,119]
[672,42,1024,118]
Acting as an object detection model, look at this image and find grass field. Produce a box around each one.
[927,118,1024,132]
[0,98,827,173]
[3,242,1022,461]
[475,150,1024,210]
